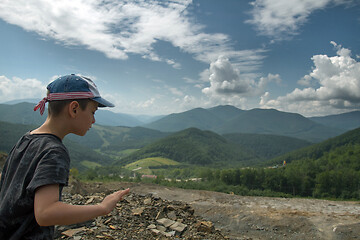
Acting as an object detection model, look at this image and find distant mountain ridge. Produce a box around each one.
[1,102,358,142]
[0,102,150,127]
[309,111,360,130]
[144,105,345,142]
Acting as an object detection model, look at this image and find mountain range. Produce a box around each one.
[309,111,360,131]
[143,105,350,142]
[1,101,359,172]
[0,102,156,127]
[1,102,359,143]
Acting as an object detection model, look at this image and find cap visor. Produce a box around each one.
[92,97,115,107]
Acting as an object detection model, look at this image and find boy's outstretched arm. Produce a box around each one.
[34,184,130,226]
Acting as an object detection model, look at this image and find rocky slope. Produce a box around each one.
[56,180,360,240]
[56,180,227,239]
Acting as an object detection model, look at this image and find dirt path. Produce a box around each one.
[85,182,360,240]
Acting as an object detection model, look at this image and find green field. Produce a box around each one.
[125,157,179,175]
[81,160,102,169]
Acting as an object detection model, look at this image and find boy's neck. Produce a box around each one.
[31,117,69,140]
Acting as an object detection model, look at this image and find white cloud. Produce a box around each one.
[0,0,265,71]
[246,0,353,40]
[202,56,279,98]
[138,97,156,108]
[199,56,281,111]
[0,76,46,102]
[168,87,183,96]
[261,42,360,116]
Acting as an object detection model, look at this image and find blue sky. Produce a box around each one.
[0,0,359,116]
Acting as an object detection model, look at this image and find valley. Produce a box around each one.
[1,103,359,201]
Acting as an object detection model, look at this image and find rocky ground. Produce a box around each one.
[56,180,360,240]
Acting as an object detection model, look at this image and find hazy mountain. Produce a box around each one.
[0,102,145,127]
[215,108,344,142]
[0,102,46,126]
[133,114,165,124]
[143,107,225,132]
[309,111,360,130]
[207,105,245,121]
[95,109,143,127]
[2,98,40,105]
[144,106,345,142]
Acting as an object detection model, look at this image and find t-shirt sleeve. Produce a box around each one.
[26,147,70,194]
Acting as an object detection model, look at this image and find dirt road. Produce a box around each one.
[84,182,360,240]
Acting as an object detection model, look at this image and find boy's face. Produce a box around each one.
[74,100,98,136]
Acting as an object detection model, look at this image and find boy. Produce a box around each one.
[0,74,130,239]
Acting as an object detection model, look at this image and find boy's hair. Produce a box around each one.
[48,99,90,117]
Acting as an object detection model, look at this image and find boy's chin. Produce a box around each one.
[73,131,87,137]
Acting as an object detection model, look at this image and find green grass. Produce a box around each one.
[125,157,180,175]
[99,148,139,160]
[81,160,102,169]
[119,149,139,155]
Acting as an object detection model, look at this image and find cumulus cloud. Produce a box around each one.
[246,0,353,40]
[0,0,264,70]
[261,42,360,116]
[168,87,183,96]
[0,76,46,102]
[202,56,280,101]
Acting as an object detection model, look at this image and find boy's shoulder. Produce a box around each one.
[21,132,63,144]
[14,132,67,154]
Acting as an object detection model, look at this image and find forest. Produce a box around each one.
[78,128,360,200]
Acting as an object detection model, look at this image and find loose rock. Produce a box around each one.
[55,187,227,240]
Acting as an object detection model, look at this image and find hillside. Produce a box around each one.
[223,133,311,159]
[267,127,360,166]
[68,125,170,157]
[309,110,360,130]
[262,127,360,199]
[118,128,260,167]
[180,127,360,199]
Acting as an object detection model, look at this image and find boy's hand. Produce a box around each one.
[99,188,130,215]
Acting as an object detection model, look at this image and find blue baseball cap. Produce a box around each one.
[34,74,114,115]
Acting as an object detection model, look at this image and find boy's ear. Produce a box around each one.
[68,101,79,118]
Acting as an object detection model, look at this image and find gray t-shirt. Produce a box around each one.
[0,132,70,240]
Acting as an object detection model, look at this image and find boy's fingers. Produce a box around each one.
[117,188,130,199]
